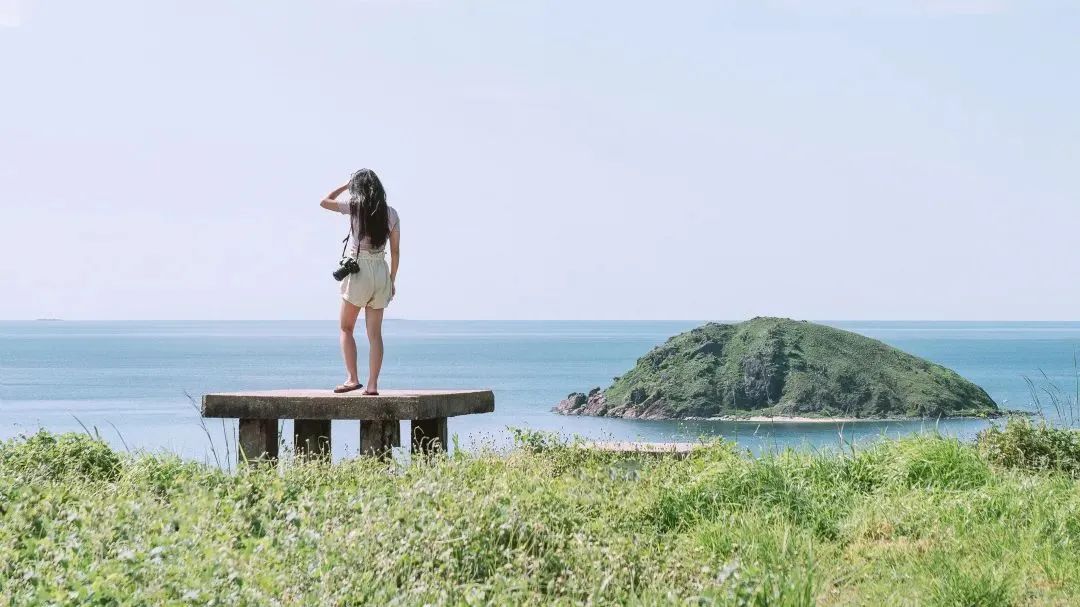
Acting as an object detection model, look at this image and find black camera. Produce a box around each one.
[333,258,360,282]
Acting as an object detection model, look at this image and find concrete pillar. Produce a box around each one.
[238,418,278,465]
[294,419,331,459]
[410,417,448,454]
[360,420,400,459]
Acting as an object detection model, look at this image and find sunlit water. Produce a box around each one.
[2,321,1078,461]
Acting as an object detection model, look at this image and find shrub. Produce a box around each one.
[890,435,992,490]
[0,431,121,482]
[509,427,566,453]
[977,418,1080,476]
[123,454,225,497]
[837,445,892,493]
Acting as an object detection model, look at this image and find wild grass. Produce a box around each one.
[1,423,1079,606]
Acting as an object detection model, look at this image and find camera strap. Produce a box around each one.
[341,231,351,259]
[340,203,359,261]
[341,217,362,263]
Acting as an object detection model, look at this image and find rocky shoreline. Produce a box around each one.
[554,389,1014,422]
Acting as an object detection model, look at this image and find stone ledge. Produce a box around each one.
[202,389,494,421]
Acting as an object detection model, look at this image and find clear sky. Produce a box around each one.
[2,0,1078,321]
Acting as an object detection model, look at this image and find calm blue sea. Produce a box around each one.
[2,320,1079,461]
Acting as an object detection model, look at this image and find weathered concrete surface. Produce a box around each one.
[360,420,401,459]
[411,418,448,454]
[202,389,494,421]
[294,419,331,459]
[238,418,279,462]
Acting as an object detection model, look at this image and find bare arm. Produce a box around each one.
[389,226,400,294]
[319,182,350,211]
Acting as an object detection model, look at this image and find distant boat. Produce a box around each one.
[34,318,63,321]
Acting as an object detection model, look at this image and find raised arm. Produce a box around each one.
[319,182,351,211]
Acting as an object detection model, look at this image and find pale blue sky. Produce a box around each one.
[2,0,1078,320]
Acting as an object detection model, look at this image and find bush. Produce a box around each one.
[123,454,225,497]
[509,427,566,453]
[0,431,122,482]
[894,436,992,490]
[977,418,1080,476]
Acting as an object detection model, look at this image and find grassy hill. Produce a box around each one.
[2,424,1079,605]
[556,317,998,419]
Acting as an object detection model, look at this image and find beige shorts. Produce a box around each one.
[340,250,393,309]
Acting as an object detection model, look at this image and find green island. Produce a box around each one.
[556,317,999,420]
[2,422,1080,605]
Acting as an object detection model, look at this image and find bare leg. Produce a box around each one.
[339,299,362,387]
[364,306,385,392]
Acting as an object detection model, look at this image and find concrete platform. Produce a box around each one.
[201,389,494,463]
[202,389,494,421]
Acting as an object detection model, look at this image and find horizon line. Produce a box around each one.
[6,318,1080,323]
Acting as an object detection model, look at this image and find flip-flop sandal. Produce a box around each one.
[362,390,380,396]
[333,383,363,394]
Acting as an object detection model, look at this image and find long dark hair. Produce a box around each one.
[347,168,389,250]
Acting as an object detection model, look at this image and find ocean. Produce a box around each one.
[2,320,1078,461]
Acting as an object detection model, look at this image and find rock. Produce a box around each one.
[555,390,610,416]
[552,317,1000,420]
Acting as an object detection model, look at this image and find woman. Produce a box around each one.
[320,169,400,395]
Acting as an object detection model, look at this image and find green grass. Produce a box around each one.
[1,423,1079,606]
